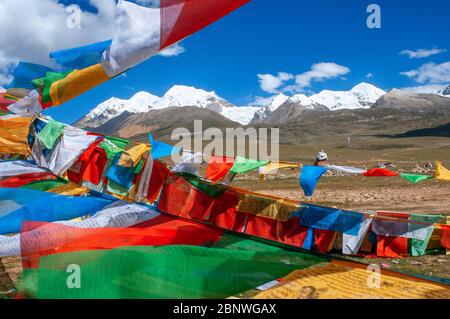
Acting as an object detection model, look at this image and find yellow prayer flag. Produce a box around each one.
[236,193,298,222]
[259,161,302,175]
[435,161,450,181]
[50,64,110,106]
[118,143,150,167]
[0,116,33,156]
[254,261,450,299]
[48,183,90,196]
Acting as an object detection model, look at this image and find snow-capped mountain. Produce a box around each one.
[152,85,234,112]
[77,82,391,128]
[76,92,160,128]
[76,85,237,128]
[250,94,290,124]
[220,106,261,125]
[309,83,386,111]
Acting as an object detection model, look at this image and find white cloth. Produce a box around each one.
[372,216,433,241]
[136,154,154,202]
[0,201,160,257]
[342,217,372,255]
[46,126,98,176]
[171,151,202,176]
[102,0,161,77]
[326,165,367,174]
[0,160,48,177]
[7,90,43,116]
[31,138,51,169]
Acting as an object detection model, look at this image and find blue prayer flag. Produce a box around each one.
[299,166,328,197]
[0,188,113,234]
[149,133,180,160]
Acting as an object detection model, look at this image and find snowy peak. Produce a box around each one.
[76,85,240,128]
[310,82,386,110]
[154,85,234,112]
[288,94,315,107]
[77,91,160,128]
[267,94,290,111]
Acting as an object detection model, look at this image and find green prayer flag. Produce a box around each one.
[21,179,68,192]
[134,159,146,175]
[20,243,326,299]
[183,175,228,198]
[36,119,66,149]
[106,180,130,197]
[400,173,433,184]
[100,136,129,159]
[230,156,268,174]
[32,71,72,104]
[409,214,445,257]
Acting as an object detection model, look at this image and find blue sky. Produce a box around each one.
[9,0,450,123]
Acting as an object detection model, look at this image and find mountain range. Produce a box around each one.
[74,83,450,141]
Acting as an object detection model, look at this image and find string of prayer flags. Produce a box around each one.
[299,166,328,197]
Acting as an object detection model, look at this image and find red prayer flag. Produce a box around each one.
[205,155,235,183]
[441,225,450,250]
[160,0,251,49]
[67,140,107,185]
[147,160,171,203]
[245,214,278,241]
[278,217,309,247]
[0,172,56,188]
[364,168,399,177]
[21,217,224,268]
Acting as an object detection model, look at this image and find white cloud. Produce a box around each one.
[366,72,374,79]
[399,48,447,59]
[295,63,350,89]
[257,72,293,94]
[258,63,350,94]
[159,43,186,57]
[401,84,447,94]
[400,61,450,84]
